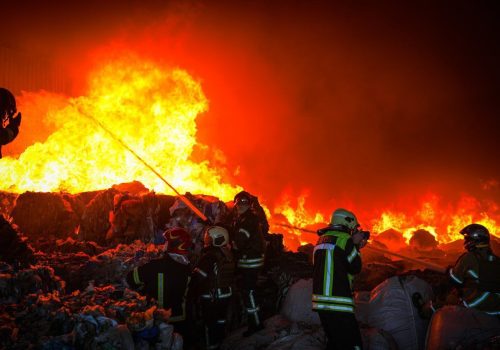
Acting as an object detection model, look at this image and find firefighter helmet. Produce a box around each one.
[460,223,490,251]
[330,208,359,232]
[204,225,229,247]
[163,227,192,255]
[234,191,253,206]
[0,88,16,117]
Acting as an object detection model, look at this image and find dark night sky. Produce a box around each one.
[2,1,499,214]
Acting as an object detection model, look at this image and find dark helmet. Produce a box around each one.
[0,88,16,117]
[460,223,490,251]
[234,191,254,205]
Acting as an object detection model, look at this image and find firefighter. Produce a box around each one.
[190,226,235,350]
[126,227,192,342]
[231,191,266,336]
[312,208,368,350]
[0,88,21,159]
[448,223,500,315]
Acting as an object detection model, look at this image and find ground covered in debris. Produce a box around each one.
[1,185,499,349]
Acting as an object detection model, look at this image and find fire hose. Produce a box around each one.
[273,223,447,273]
[79,108,208,222]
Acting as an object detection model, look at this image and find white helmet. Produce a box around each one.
[204,226,229,247]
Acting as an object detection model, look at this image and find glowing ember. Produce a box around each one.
[0,56,240,200]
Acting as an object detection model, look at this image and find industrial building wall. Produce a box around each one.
[0,45,70,95]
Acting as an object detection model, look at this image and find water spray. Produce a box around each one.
[79,107,208,222]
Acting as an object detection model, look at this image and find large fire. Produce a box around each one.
[1,54,498,251]
[0,56,240,200]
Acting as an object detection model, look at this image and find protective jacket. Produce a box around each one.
[312,230,362,313]
[0,122,19,158]
[449,249,500,315]
[127,253,190,322]
[232,209,265,269]
[191,246,235,300]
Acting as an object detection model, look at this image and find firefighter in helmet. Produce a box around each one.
[313,208,368,350]
[231,191,266,336]
[126,227,192,340]
[448,223,500,315]
[190,225,235,350]
[0,88,21,158]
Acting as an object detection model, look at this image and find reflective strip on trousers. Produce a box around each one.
[157,273,164,308]
[133,268,141,284]
[312,302,354,313]
[248,290,260,326]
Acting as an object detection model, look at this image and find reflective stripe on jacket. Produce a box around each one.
[312,230,361,313]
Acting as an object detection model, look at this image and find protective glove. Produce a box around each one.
[9,112,21,128]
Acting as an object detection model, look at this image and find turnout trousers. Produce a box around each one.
[318,310,362,350]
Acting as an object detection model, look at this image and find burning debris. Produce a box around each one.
[0,183,498,349]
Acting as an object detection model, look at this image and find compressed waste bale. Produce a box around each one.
[361,327,398,350]
[77,188,118,244]
[366,275,433,350]
[11,192,80,240]
[280,278,320,325]
[426,305,500,349]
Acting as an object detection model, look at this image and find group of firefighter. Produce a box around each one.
[125,191,267,350]
[1,87,499,350]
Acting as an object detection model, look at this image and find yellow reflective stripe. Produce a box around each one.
[133,268,141,284]
[157,273,164,308]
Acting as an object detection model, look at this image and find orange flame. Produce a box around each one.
[271,193,499,249]
[0,55,241,200]
[271,193,325,249]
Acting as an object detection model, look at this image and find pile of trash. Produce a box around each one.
[0,248,181,350]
